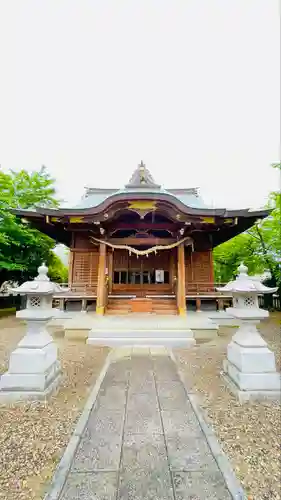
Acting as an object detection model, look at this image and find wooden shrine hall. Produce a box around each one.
[15,162,269,316]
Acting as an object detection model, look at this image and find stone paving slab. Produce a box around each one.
[121,433,168,472]
[118,469,174,500]
[166,433,218,472]
[125,408,162,435]
[60,472,118,500]
[161,409,202,436]
[157,381,191,410]
[72,431,123,472]
[57,352,236,499]
[172,471,232,500]
[127,391,158,410]
[96,384,127,410]
[87,408,125,435]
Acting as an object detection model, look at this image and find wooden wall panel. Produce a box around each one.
[192,251,212,282]
[112,250,170,271]
[71,250,99,292]
[113,250,129,269]
[73,232,95,250]
[185,250,214,292]
[185,250,193,284]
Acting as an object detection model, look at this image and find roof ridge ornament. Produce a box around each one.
[125,161,161,189]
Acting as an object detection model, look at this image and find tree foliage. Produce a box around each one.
[214,163,281,300]
[0,167,67,284]
[48,253,68,283]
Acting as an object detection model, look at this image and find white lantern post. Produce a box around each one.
[0,263,62,403]
[217,262,280,403]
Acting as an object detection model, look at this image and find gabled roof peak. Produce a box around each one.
[125,161,161,189]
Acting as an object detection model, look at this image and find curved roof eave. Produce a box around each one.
[13,191,271,220]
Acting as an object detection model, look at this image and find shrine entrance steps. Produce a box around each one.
[46,350,241,499]
[106,296,178,315]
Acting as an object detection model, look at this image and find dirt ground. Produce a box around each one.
[0,316,109,500]
[175,312,281,500]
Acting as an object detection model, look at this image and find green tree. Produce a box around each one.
[213,232,265,283]
[48,253,68,284]
[0,166,65,284]
[213,163,281,304]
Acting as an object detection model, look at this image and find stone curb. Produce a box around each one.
[43,351,113,500]
[170,350,247,500]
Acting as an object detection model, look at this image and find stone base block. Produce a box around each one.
[227,342,277,373]
[47,318,65,337]
[207,312,240,327]
[0,361,61,403]
[64,328,90,341]
[64,315,93,341]
[9,342,58,374]
[221,371,281,404]
[192,328,218,342]
[225,359,281,391]
[222,360,281,402]
[0,373,61,403]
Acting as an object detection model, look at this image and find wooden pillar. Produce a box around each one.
[68,232,75,288]
[218,298,224,311]
[81,298,87,313]
[96,243,107,315]
[196,297,202,313]
[170,250,177,295]
[68,250,74,288]
[108,250,113,294]
[209,249,215,287]
[177,243,186,316]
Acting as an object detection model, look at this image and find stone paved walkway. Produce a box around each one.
[59,353,232,499]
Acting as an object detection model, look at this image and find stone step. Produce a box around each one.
[87,337,194,347]
[88,328,193,338]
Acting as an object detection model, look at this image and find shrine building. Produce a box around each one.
[15,162,269,316]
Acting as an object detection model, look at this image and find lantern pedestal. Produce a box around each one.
[0,263,64,404]
[0,310,61,403]
[222,308,281,403]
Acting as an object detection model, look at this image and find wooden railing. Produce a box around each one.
[55,281,229,297]
[54,283,97,296]
[186,282,228,295]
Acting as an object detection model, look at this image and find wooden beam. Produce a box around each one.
[108,223,177,231]
[107,237,176,246]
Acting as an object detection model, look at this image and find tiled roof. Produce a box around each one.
[74,186,209,209]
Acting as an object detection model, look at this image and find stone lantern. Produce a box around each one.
[216,262,280,403]
[0,263,62,403]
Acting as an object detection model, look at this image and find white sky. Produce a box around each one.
[0,0,280,209]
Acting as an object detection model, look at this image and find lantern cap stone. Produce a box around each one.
[35,262,49,281]
[8,263,66,295]
[237,261,248,275]
[216,262,278,294]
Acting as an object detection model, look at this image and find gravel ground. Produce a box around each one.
[175,312,281,500]
[0,316,109,500]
